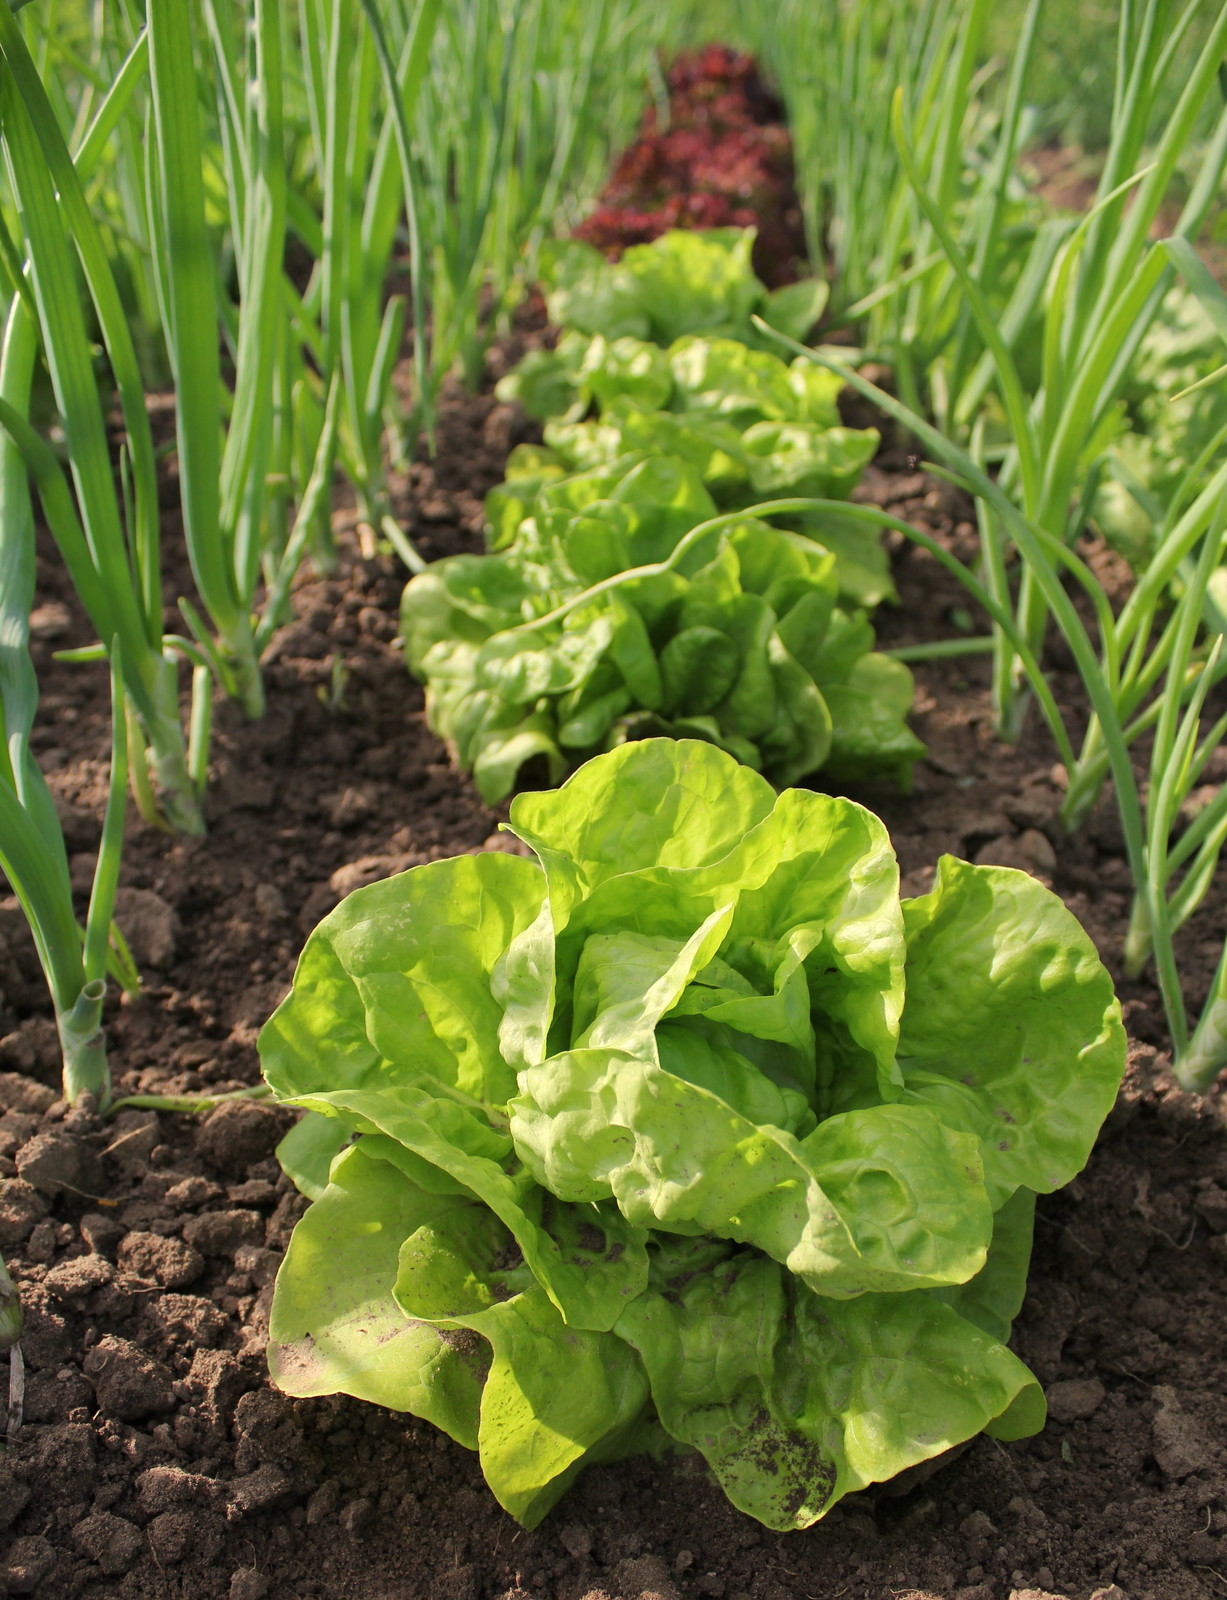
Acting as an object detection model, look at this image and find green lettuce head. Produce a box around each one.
[260,740,1125,1532]
[535,229,828,352]
[492,330,888,610]
[402,451,921,803]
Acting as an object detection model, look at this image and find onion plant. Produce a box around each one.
[293,0,441,571]
[286,0,681,568]
[0,7,206,832]
[16,3,166,379]
[409,0,619,391]
[888,0,1227,748]
[197,0,330,628]
[152,0,351,692]
[0,297,129,1108]
[144,0,279,719]
[757,0,980,318]
[761,318,1227,1095]
[383,0,686,397]
[738,0,1047,394]
[1132,239,1227,1091]
[3,3,346,761]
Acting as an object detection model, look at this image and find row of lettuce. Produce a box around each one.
[1,3,1207,1548]
[264,232,1131,1530]
[399,229,925,802]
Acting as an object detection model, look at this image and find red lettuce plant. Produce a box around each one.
[575,46,806,287]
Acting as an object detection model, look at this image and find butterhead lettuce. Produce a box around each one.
[494,331,886,607]
[536,228,827,351]
[402,450,921,802]
[260,740,1124,1532]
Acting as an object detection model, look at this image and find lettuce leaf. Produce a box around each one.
[268,1141,487,1440]
[615,1244,1043,1531]
[897,854,1126,1207]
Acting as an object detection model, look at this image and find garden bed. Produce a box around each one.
[0,352,1223,1600]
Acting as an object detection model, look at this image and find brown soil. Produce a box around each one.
[0,363,1224,1600]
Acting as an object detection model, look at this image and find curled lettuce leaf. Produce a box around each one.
[268,1141,486,1440]
[897,854,1126,1208]
[260,852,545,1109]
[274,1110,351,1202]
[262,740,1124,1532]
[615,1245,1043,1531]
[394,1221,650,1528]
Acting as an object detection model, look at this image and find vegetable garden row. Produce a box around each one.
[0,4,1225,1599]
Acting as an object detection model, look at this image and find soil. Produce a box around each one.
[0,357,1225,1600]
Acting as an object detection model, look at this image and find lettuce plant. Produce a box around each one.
[494,331,886,606]
[401,453,921,802]
[260,739,1125,1532]
[536,228,827,352]
[1093,284,1227,571]
[572,47,806,287]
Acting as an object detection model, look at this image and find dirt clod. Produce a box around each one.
[14,1130,102,1198]
[1045,1377,1106,1423]
[0,1467,30,1531]
[972,828,1056,875]
[112,886,180,970]
[42,1251,112,1301]
[0,1179,47,1245]
[118,1228,205,1288]
[182,1206,263,1256]
[560,1523,594,1560]
[79,1209,124,1255]
[226,1464,293,1517]
[195,1101,282,1175]
[1151,1384,1214,1478]
[135,1464,219,1516]
[606,1555,681,1600]
[146,1505,220,1564]
[184,1347,257,1428]
[0,1029,60,1091]
[23,1365,92,1423]
[83,1334,176,1420]
[338,1496,374,1534]
[0,1534,55,1594]
[230,1569,272,1600]
[71,1509,145,1576]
